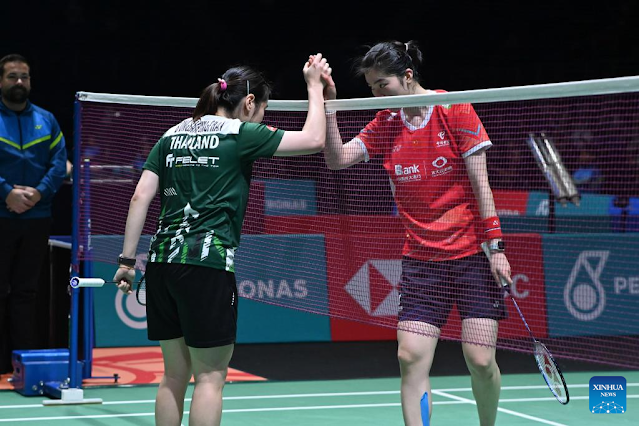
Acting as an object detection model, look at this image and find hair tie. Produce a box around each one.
[218,78,227,91]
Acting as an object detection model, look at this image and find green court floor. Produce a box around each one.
[0,371,636,425]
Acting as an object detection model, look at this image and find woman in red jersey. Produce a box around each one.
[320,41,512,426]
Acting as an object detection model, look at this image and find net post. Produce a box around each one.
[68,96,83,389]
[81,157,95,379]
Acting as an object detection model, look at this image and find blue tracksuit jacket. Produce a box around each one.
[0,99,67,218]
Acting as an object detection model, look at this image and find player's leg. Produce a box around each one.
[397,257,452,425]
[398,321,440,426]
[188,344,234,426]
[172,265,238,426]
[156,337,192,426]
[462,318,500,426]
[457,253,507,426]
[145,263,191,425]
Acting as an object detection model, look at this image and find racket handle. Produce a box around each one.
[480,242,510,290]
[70,277,106,288]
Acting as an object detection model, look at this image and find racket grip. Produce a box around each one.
[70,277,106,288]
[480,242,510,290]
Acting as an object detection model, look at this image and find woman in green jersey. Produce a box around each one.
[113,54,331,426]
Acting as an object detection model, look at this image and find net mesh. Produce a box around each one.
[75,77,639,368]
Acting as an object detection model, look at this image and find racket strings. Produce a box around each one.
[534,343,569,403]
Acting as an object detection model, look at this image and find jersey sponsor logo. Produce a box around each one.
[432,156,448,168]
[169,134,220,150]
[165,153,220,168]
[395,164,422,182]
[431,156,453,177]
[436,131,450,147]
[266,125,278,132]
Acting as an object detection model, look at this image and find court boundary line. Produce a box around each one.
[432,390,568,426]
[1,382,638,410]
[1,395,638,423]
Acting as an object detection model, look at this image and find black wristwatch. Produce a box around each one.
[118,254,136,268]
[487,240,505,254]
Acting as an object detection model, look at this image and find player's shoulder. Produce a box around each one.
[373,109,399,122]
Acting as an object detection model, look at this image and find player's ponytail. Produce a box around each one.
[356,40,423,84]
[403,40,423,70]
[193,66,273,121]
[193,83,222,121]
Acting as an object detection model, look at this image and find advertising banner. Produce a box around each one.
[543,234,639,337]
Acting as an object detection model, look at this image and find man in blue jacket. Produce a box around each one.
[0,54,67,373]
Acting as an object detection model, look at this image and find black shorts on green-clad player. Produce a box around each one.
[145,262,238,348]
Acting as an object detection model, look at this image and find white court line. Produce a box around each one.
[3,382,638,410]
[4,382,637,410]
[2,396,639,423]
[432,390,568,426]
[1,382,638,410]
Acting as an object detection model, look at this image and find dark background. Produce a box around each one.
[3,0,638,236]
[3,0,638,144]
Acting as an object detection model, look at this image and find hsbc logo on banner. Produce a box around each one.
[345,259,402,317]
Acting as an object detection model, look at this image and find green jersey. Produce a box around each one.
[143,115,284,272]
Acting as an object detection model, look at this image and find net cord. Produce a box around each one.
[76,75,639,111]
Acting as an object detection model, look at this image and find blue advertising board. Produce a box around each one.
[262,179,317,216]
[609,196,639,232]
[235,234,331,343]
[542,234,639,337]
[91,234,330,347]
[92,259,153,347]
[525,191,613,233]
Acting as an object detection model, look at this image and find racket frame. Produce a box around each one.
[480,242,570,404]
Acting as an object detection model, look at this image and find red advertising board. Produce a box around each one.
[440,233,548,340]
[264,213,548,342]
[325,231,404,341]
[493,190,529,217]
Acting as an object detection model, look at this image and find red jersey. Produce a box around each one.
[354,98,492,261]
